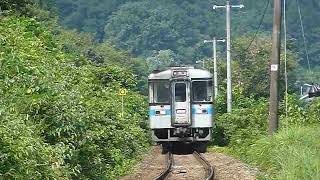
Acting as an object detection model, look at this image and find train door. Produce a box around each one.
[171,81,191,126]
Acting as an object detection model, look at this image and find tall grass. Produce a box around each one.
[246,126,320,180]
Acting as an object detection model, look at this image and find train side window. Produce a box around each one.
[175,83,186,102]
[152,82,170,103]
[192,81,212,102]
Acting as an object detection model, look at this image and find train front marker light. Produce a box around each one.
[156,110,166,115]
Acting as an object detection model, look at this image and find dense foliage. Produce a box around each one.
[0,0,32,13]
[212,86,320,179]
[55,29,149,93]
[0,15,149,179]
[54,0,320,69]
[211,34,298,97]
[210,33,319,178]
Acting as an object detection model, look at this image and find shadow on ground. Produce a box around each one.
[168,142,196,154]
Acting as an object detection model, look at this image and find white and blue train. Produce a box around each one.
[148,67,214,152]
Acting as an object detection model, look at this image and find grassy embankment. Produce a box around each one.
[248,125,320,179]
[210,93,320,179]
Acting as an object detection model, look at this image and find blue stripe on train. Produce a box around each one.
[149,110,156,116]
[149,109,171,116]
[149,107,214,116]
[192,107,214,115]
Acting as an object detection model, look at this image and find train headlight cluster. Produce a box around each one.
[156,110,167,115]
[195,109,208,114]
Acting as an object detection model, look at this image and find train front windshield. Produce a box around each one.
[192,81,213,102]
[149,81,170,103]
[175,83,187,102]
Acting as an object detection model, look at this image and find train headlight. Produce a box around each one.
[195,109,208,114]
[156,110,166,115]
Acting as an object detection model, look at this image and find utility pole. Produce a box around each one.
[204,38,225,99]
[269,0,282,135]
[213,1,244,113]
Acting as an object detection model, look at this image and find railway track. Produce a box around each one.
[193,151,214,180]
[154,151,173,180]
[154,151,214,180]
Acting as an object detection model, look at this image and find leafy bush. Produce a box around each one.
[213,88,320,179]
[0,107,70,179]
[213,87,319,150]
[213,95,268,153]
[0,15,149,179]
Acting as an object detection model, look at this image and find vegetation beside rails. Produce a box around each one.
[247,125,320,180]
[0,15,149,179]
[211,92,320,179]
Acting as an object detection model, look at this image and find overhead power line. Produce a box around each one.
[234,0,270,59]
[243,0,271,52]
[296,0,314,82]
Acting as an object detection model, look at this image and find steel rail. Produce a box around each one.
[154,152,173,180]
[193,151,214,180]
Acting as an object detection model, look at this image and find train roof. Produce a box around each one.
[148,67,212,80]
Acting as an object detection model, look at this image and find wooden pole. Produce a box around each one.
[269,0,282,135]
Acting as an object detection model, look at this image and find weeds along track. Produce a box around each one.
[154,151,214,180]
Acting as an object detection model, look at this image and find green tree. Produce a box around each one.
[206,34,298,98]
[54,0,320,70]
[0,0,32,13]
[146,50,177,71]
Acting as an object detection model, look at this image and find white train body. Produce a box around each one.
[148,67,214,143]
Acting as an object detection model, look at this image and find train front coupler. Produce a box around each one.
[173,127,189,138]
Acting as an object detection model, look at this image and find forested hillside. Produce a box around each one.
[54,0,320,68]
